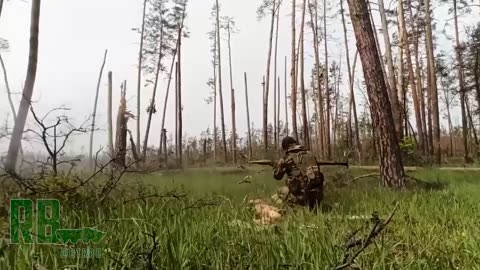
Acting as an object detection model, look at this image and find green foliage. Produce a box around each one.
[399,136,421,166]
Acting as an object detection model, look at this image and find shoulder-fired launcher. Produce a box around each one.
[248,159,349,168]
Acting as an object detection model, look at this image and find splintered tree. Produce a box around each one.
[89,49,108,165]
[323,0,331,159]
[291,0,299,140]
[225,17,238,163]
[206,16,218,161]
[299,0,309,149]
[136,0,148,151]
[4,0,41,173]
[257,0,279,153]
[347,0,406,187]
[215,0,228,162]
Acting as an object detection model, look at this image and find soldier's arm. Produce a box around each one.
[273,158,286,180]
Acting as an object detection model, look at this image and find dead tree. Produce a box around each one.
[323,0,331,159]
[347,0,406,187]
[136,0,148,150]
[226,18,238,163]
[108,71,114,158]
[215,0,228,162]
[89,49,108,165]
[284,56,289,136]
[291,0,298,140]
[308,0,325,157]
[4,0,41,173]
[299,0,310,149]
[244,72,253,159]
[115,82,134,169]
[258,0,278,153]
[0,49,24,157]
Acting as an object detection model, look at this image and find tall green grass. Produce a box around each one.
[1,168,480,269]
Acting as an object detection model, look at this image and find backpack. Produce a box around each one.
[286,145,323,186]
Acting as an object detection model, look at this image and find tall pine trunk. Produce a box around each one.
[143,12,166,160]
[263,0,277,153]
[323,0,331,159]
[400,0,425,153]
[424,0,441,164]
[308,0,325,158]
[216,0,228,162]
[273,6,280,150]
[244,72,253,159]
[299,0,309,149]
[347,0,406,187]
[340,0,360,160]
[5,0,41,172]
[227,20,237,163]
[453,0,470,161]
[89,50,108,165]
[378,0,402,139]
[284,56,289,136]
[136,0,147,151]
[291,0,299,140]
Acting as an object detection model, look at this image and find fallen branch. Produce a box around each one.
[333,202,400,270]
[349,173,380,184]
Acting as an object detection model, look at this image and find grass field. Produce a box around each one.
[1,167,480,269]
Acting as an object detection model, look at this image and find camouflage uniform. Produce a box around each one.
[272,145,324,208]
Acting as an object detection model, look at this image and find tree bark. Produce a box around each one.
[244,72,253,159]
[378,0,402,140]
[299,0,309,149]
[400,0,424,153]
[178,32,183,167]
[108,72,114,158]
[136,0,147,151]
[273,6,280,150]
[0,0,3,20]
[215,0,228,163]
[308,0,325,158]
[347,0,406,187]
[89,49,108,165]
[0,53,24,160]
[143,11,166,160]
[4,0,41,172]
[340,0,360,160]
[227,20,237,163]
[323,0,331,159]
[424,0,441,164]
[158,12,186,158]
[453,0,470,161]
[291,0,299,141]
[263,0,277,153]
[213,28,218,161]
[284,56,289,136]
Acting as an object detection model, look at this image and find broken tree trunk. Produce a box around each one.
[89,49,108,166]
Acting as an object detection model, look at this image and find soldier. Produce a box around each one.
[272,136,324,209]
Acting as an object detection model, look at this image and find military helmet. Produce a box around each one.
[281,136,297,151]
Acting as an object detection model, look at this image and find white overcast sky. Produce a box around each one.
[0,0,477,156]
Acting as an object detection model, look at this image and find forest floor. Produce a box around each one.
[1,167,480,269]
